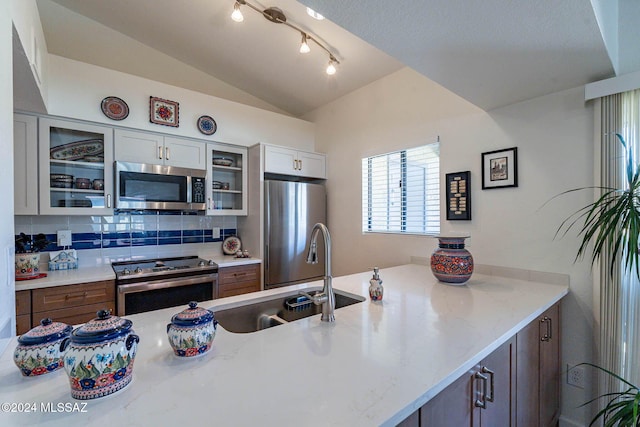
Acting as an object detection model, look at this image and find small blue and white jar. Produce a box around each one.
[167,301,218,357]
[14,318,72,377]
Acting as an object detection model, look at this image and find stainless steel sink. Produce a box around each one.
[213,288,365,333]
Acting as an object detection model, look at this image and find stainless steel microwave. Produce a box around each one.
[115,161,206,211]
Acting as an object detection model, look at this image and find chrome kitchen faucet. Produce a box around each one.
[302,223,336,322]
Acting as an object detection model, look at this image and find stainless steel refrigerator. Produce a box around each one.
[264,180,326,289]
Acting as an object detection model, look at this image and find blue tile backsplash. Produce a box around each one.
[15,212,237,255]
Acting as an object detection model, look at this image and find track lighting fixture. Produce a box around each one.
[231,1,340,75]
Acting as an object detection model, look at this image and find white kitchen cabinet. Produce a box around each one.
[206,143,248,215]
[114,129,205,169]
[264,144,326,178]
[14,114,39,215]
[38,118,114,215]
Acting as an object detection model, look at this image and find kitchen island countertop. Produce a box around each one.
[1,263,567,426]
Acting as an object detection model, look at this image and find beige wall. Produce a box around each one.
[305,67,595,425]
[46,55,315,150]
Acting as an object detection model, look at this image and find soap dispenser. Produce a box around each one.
[369,267,384,301]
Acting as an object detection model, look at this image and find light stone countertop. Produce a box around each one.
[14,256,261,291]
[0,264,567,426]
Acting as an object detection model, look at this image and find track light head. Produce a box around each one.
[231,2,244,22]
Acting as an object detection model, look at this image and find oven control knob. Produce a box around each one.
[198,260,206,267]
[134,267,143,274]
[208,260,215,266]
[122,268,131,275]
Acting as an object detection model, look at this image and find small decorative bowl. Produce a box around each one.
[167,301,217,357]
[61,310,139,400]
[14,318,72,377]
[92,179,104,190]
[75,178,91,189]
[213,157,233,167]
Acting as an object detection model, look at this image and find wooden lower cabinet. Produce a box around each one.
[516,303,560,427]
[217,263,261,298]
[30,280,115,326]
[396,302,561,427]
[420,337,516,427]
[15,290,31,334]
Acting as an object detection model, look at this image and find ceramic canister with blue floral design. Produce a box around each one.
[14,318,72,377]
[167,301,217,357]
[60,310,139,400]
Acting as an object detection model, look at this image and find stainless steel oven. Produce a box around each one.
[113,256,218,316]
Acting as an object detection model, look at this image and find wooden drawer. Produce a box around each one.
[16,290,31,315]
[32,301,116,327]
[218,280,261,299]
[219,264,260,284]
[16,314,31,335]
[217,264,260,298]
[32,280,115,313]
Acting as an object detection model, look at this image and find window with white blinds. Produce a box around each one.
[361,143,440,235]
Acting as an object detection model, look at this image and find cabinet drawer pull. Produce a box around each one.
[159,146,164,160]
[299,159,302,170]
[474,372,488,408]
[65,291,88,300]
[166,147,170,160]
[540,316,552,342]
[481,366,495,402]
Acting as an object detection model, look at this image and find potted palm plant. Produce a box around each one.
[15,232,51,279]
[556,133,640,426]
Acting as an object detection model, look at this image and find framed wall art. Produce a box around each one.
[446,171,471,220]
[481,147,518,189]
[149,96,179,127]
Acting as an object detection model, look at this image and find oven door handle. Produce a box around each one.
[117,273,218,295]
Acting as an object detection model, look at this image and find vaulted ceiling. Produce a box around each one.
[36,0,632,117]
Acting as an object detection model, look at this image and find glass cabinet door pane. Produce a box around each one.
[48,127,106,209]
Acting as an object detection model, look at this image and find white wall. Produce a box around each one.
[305,67,595,425]
[11,0,48,109]
[1,0,16,354]
[45,55,315,150]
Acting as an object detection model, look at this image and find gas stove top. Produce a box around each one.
[112,256,218,281]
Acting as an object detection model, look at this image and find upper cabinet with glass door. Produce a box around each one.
[38,118,114,215]
[206,143,248,216]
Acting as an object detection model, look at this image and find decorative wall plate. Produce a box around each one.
[150,96,179,127]
[197,115,217,135]
[50,139,104,160]
[101,96,129,121]
[222,236,241,255]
